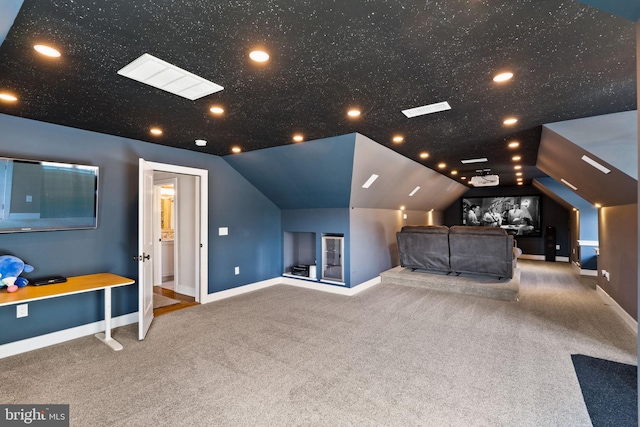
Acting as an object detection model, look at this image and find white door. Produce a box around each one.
[138,158,155,340]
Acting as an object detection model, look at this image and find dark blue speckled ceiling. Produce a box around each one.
[0,0,636,187]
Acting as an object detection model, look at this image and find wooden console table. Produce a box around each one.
[0,273,135,351]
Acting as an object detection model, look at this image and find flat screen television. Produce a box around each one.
[0,157,99,233]
[462,195,541,237]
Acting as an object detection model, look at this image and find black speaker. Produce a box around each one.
[545,226,556,262]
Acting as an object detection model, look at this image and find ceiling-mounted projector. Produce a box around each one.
[470,174,499,187]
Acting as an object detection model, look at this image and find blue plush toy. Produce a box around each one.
[0,255,34,293]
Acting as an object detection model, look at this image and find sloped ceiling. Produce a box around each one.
[0,1,636,188]
[224,133,467,210]
[536,111,638,207]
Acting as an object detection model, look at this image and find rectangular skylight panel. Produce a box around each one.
[147,68,184,87]
[118,53,223,100]
[560,178,578,191]
[461,158,488,164]
[581,155,610,174]
[362,174,379,189]
[402,101,451,118]
[182,82,222,100]
[164,75,200,93]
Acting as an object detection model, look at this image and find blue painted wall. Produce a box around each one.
[282,209,351,287]
[224,134,355,209]
[535,177,599,269]
[0,114,281,345]
[0,0,23,46]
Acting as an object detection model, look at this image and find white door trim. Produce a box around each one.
[145,161,208,303]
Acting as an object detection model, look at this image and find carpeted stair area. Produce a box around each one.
[380,265,520,301]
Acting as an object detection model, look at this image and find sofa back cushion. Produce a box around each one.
[449,226,514,278]
[397,226,450,272]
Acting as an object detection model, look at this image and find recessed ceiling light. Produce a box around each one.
[516,172,523,176]
[594,203,602,208]
[409,186,421,197]
[517,182,523,186]
[581,155,611,174]
[493,72,513,83]
[118,53,223,100]
[150,128,163,135]
[402,101,451,118]
[0,93,18,102]
[210,106,224,115]
[195,139,207,146]
[249,50,269,62]
[34,44,61,57]
[392,135,404,143]
[419,152,429,159]
[362,174,379,189]
[503,117,518,125]
[231,146,241,153]
[514,165,522,170]
[438,163,446,169]
[560,178,577,191]
[451,170,458,175]
[460,176,466,180]
[517,177,523,182]
[460,158,488,164]
[400,206,405,211]
[508,141,520,148]
[512,156,521,161]
[292,134,304,142]
[347,108,361,118]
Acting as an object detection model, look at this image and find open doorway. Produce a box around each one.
[152,172,201,316]
[138,158,209,340]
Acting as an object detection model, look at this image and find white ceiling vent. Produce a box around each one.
[117,53,223,100]
[402,101,451,118]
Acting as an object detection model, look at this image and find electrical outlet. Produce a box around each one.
[235,266,240,275]
[555,244,560,250]
[16,304,28,318]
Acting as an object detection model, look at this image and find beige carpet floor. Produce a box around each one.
[1,260,636,426]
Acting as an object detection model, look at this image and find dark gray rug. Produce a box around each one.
[572,354,638,427]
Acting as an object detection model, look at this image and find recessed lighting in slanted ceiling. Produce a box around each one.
[560,178,577,191]
[249,50,269,62]
[292,134,304,142]
[503,117,518,125]
[347,108,361,118]
[118,53,223,101]
[231,146,242,153]
[581,155,611,174]
[210,106,224,115]
[409,186,420,197]
[402,101,451,118]
[150,127,163,136]
[34,44,61,57]
[508,141,520,148]
[460,157,488,164]
[438,162,446,169]
[392,135,404,143]
[493,72,513,83]
[195,139,207,146]
[362,174,379,189]
[0,93,18,102]
[419,152,429,159]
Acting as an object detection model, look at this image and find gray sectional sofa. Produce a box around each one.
[397,225,520,279]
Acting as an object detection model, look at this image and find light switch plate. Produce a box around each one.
[219,227,228,236]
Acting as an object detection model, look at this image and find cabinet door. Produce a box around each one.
[322,236,344,282]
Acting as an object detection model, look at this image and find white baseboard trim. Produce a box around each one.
[200,277,282,304]
[201,275,382,303]
[519,254,569,262]
[596,285,638,334]
[0,312,138,359]
[580,269,598,277]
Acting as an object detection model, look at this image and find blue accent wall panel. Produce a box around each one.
[0,0,23,46]
[0,114,281,345]
[224,134,355,209]
[282,208,350,287]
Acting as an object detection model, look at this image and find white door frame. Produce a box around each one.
[145,161,208,304]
